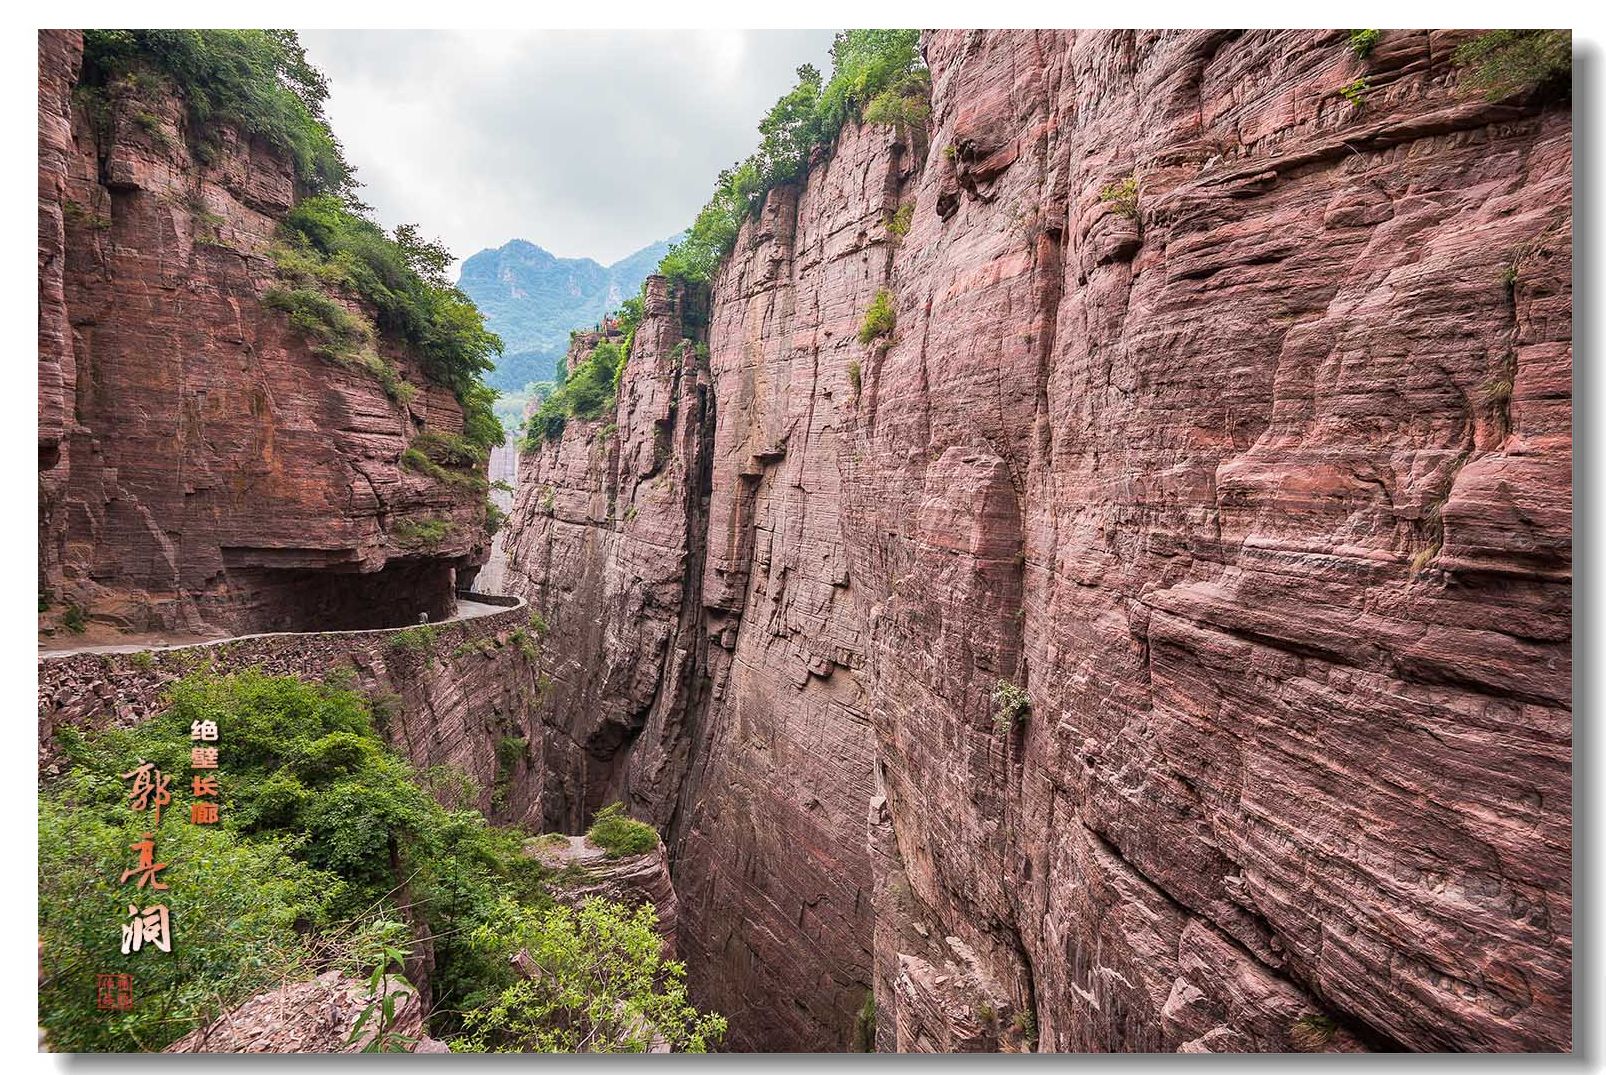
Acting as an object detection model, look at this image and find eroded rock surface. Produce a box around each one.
[502,29,1569,1053]
[37,30,489,639]
[165,971,448,1053]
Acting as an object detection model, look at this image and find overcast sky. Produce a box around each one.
[298,30,837,271]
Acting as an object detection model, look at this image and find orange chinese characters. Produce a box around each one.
[189,719,218,742]
[120,904,171,954]
[119,763,172,825]
[190,747,219,769]
[189,801,219,824]
[118,833,169,890]
[191,774,219,797]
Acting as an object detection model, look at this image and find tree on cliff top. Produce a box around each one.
[658,30,923,286]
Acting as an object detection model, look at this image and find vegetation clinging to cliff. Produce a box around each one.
[585,802,659,858]
[520,338,626,449]
[272,195,504,450]
[80,30,350,196]
[658,30,924,286]
[1453,29,1571,102]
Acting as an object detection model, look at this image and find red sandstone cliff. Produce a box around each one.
[500,28,1574,1053]
[38,30,491,640]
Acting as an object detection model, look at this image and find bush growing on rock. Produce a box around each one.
[991,678,1030,732]
[1453,29,1571,101]
[585,802,659,858]
[858,289,896,345]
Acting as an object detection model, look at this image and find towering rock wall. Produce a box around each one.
[502,28,1572,1054]
[38,30,490,639]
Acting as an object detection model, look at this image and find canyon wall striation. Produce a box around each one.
[38,29,490,640]
[502,29,1571,1052]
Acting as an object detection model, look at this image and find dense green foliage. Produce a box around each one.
[585,802,659,858]
[456,899,725,1052]
[456,237,673,398]
[38,672,549,1051]
[520,338,627,450]
[658,30,924,286]
[79,30,350,194]
[40,671,721,1052]
[1453,30,1571,101]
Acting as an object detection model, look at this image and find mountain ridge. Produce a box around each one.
[458,233,678,395]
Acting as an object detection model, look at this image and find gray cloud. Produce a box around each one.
[298,30,837,270]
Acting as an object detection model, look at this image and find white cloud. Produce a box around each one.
[298,29,837,269]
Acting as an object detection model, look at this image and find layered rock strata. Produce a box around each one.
[37,30,489,639]
[502,29,1571,1053]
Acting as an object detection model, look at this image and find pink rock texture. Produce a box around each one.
[502,29,1570,1052]
[165,970,447,1052]
[37,30,490,638]
[532,834,681,956]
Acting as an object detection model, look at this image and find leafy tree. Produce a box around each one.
[457,899,726,1053]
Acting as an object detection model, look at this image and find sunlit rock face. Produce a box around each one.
[497,28,1574,1053]
[38,29,490,639]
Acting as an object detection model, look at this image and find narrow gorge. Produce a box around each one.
[38,28,1572,1054]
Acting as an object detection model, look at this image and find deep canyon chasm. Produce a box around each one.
[39,29,1571,1053]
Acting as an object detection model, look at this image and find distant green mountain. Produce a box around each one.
[458,235,676,395]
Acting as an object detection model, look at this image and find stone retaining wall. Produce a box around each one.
[38,593,545,826]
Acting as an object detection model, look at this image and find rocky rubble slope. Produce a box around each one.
[502,29,1571,1052]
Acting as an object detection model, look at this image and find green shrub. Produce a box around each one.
[885,201,914,237]
[62,603,88,634]
[858,289,896,345]
[1099,173,1140,219]
[864,70,931,130]
[392,517,452,547]
[412,430,487,469]
[1453,30,1570,101]
[853,993,877,1052]
[1339,77,1369,109]
[130,650,156,670]
[485,499,507,537]
[388,623,440,654]
[585,802,659,858]
[263,286,370,359]
[991,678,1030,732]
[521,339,624,448]
[529,612,549,636]
[848,360,862,395]
[455,898,726,1052]
[1347,30,1382,58]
